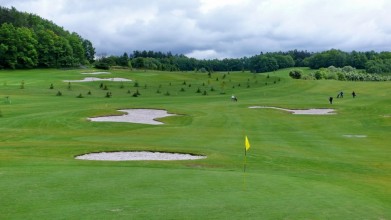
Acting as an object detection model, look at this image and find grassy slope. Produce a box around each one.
[0,68,390,219]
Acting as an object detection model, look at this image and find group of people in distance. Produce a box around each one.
[329,91,356,104]
[231,91,356,104]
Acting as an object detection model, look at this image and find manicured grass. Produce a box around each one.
[0,68,390,219]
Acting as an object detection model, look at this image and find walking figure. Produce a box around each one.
[352,91,356,98]
[329,96,333,104]
[231,95,237,102]
[337,91,344,98]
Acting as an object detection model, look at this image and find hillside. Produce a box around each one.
[0,6,95,69]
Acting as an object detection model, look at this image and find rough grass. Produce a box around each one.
[0,68,390,219]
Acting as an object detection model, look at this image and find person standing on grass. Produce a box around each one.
[352,91,356,98]
[329,96,333,104]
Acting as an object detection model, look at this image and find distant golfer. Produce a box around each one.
[329,96,333,104]
[352,91,356,98]
[337,91,343,98]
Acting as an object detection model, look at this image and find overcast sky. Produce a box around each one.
[2,0,391,59]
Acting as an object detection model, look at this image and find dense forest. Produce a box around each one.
[2,6,391,76]
[0,6,94,68]
[96,49,391,75]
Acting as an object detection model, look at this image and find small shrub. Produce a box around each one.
[76,93,84,98]
[289,70,302,79]
[56,91,62,96]
[180,87,185,92]
[202,90,207,95]
[314,71,323,80]
[134,81,139,87]
[196,88,201,93]
[165,91,170,96]
[105,92,112,98]
[49,83,54,89]
[87,90,92,95]
[199,67,207,73]
[326,71,338,80]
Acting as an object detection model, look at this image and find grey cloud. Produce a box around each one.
[3,0,391,59]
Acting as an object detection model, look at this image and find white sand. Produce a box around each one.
[249,106,336,115]
[64,77,131,82]
[343,134,367,138]
[75,151,207,161]
[88,109,177,125]
[81,72,110,75]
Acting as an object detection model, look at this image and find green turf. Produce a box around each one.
[0,68,390,219]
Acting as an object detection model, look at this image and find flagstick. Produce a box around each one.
[243,147,247,190]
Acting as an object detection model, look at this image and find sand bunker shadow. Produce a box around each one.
[249,106,336,115]
[75,151,207,161]
[88,109,178,125]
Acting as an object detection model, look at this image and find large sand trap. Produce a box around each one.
[88,109,177,125]
[81,72,110,75]
[64,77,131,82]
[75,151,206,161]
[249,106,336,115]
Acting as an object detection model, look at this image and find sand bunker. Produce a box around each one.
[249,106,336,115]
[64,77,131,82]
[75,151,207,161]
[81,72,110,75]
[88,109,177,125]
[343,134,367,138]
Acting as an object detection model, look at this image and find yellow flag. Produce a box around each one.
[245,136,250,151]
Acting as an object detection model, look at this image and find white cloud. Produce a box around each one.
[3,0,391,59]
[186,49,226,60]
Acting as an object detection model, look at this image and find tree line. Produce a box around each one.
[96,49,391,74]
[94,50,310,72]
[0,6,95,69]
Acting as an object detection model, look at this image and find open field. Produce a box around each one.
[1,68,390,219]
